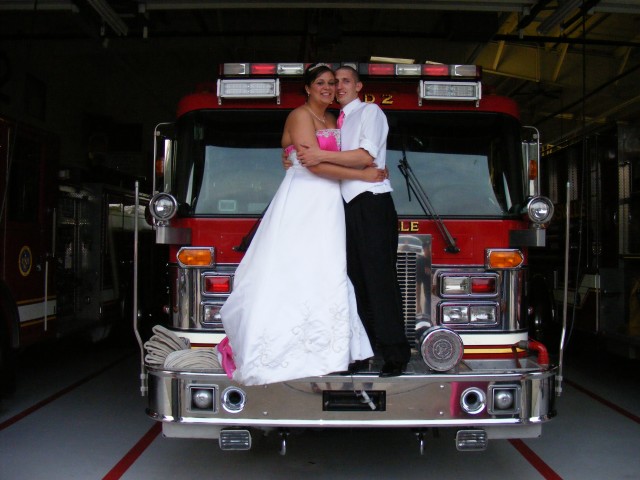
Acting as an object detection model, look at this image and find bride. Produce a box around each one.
[220,63,382,386]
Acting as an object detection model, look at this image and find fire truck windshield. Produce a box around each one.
[172,109,525,218]
[387,110,525,217]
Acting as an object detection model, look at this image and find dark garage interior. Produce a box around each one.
[1,2,639,479]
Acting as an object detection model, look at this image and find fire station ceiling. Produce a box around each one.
[1,0,640,145]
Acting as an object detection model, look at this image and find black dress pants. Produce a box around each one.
[344,192,411,364]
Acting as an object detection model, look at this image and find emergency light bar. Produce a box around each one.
[217,62,482,104]
[216,78,280,104]
[219,62,481,80]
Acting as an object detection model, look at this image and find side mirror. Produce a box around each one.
[153,123,175,194]
[522,126,541,197]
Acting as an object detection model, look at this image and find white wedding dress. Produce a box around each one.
[220,129,373,386]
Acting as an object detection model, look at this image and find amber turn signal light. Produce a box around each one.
[177,247,215,267]
[486,249,523,269]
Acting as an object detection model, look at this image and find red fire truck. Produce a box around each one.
[139,62,559,454]
[0,117,154,394]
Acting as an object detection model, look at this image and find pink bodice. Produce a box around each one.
[284,129,341,159]
[315,128,341,151]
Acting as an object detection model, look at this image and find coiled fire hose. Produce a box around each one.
[143,325,221,370]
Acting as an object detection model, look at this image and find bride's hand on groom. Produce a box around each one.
[296,144,323,167]
[362,166,386,183]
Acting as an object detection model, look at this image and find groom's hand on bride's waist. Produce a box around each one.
[282,149,293,170]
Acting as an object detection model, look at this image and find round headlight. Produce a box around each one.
[150,192,178,222]
[526,196,554,225]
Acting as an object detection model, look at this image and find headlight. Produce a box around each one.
[526,196,554,225]
[149,192,178,223]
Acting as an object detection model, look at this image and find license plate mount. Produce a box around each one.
[322,390,386,411]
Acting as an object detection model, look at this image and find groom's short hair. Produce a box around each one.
[335,65,360,83]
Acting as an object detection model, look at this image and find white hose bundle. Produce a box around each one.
[144,324,222,370]
[164,348,221,370]
[143,325,191,367]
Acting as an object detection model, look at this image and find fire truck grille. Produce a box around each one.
[397,251,418,346]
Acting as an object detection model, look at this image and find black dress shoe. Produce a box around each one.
[379,361,406,378]
[348,359,370,373]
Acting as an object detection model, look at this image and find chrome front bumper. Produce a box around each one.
[146,355,556,437]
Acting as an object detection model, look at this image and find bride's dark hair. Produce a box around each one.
[303,63,333,87]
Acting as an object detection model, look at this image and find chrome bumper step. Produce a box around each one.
[219,429,252,451]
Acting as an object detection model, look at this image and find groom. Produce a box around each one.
[297,65,411,377]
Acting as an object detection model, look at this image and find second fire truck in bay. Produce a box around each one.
[0,117,156,395]
[138,61,559,454]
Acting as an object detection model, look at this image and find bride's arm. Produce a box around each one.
[282,107,320,153]
[308,163,385,182]
[297,143,373,168]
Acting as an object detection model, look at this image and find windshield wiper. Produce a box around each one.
[233,202,270,253]
[397,151,460,254]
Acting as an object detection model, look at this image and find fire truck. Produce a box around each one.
[530,122,640,357]
[0,117,154,395]
[138,62,559,454]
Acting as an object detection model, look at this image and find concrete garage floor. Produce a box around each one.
[1,337,639,480]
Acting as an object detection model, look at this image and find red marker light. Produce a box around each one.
[470,277,497,294]
[422,64,449,77]
[368,64,395,76]
[251,63,277,75]
[204,276,231,294]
